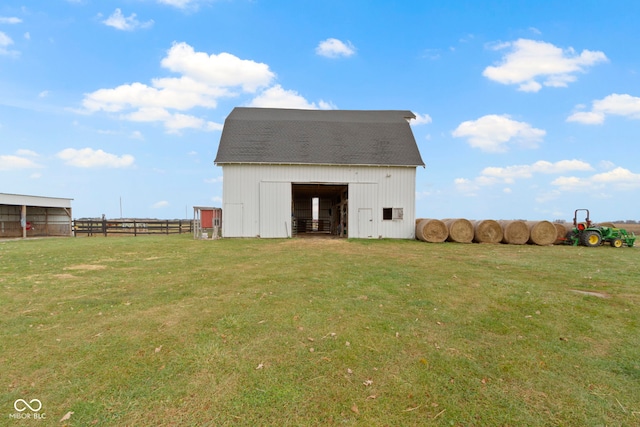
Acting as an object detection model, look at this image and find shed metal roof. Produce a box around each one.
[0,193,73,208]
[214,108,425,167]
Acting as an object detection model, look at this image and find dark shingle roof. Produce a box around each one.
[214,107,424,167]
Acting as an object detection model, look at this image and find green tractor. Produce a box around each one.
[565,209,636,248]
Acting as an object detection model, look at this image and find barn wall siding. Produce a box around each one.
[259,181,292,238]
[221,164,417,239]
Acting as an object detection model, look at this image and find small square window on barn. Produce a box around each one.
[383,207,403,220]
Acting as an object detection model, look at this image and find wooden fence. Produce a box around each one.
[73,219,193,237]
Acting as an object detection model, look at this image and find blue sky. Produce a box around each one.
[1,0,639,222]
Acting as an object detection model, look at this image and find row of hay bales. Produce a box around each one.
[415,218,569,246]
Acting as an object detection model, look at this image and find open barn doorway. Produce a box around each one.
[292,183,348,237]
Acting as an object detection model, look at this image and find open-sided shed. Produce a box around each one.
[0,193,73,238]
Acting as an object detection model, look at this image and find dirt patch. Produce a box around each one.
[570,289,609,298]
[54,273,77,279]
[64,264,107,271]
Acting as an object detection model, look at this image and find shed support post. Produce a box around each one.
[63,208,73,236]
[21,205,27,238]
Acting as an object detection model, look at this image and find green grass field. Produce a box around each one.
[1,235,638,426]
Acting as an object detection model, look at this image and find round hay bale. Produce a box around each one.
[415,219,448,243]
[499,220,529,245]
[443,218,474,243]
[472,219,503,244]
[553,222,567,244]
[526,220,557,246]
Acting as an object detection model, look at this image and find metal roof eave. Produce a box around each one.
[214,161,425,168]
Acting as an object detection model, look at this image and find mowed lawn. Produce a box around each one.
[1,235,638,426]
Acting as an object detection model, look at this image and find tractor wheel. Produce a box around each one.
[610,238,623,248]
[580,230,602,247]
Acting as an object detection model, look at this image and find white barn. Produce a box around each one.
[214,108,424,239]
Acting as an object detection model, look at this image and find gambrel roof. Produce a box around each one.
[214,107,425,167]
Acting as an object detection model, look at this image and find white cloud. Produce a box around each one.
[453,178,479,195]
[598,160,616,171]
[82,42,274,132]
[152,201,169,209]
[0,17,22,24]
[83,78,226,112]
[0,154,42,170]
[552,167,640,191]
[123,106,172,121]
[16,149,39,157]
[480,160,593,183]
[161,42,275,92]
[568,93,640,124]
[452,114,545,152]
[157,0,199,9]
[0,31,16,55]
[103,9,154,31]
[592,167,640,185]
[551,176,592,191]
[248,85,332,110]
[455,159,596,196]
[411,113,432,125]
[594,93,640,117]
[57,148,135,168]
[316,38,356,58]
[318,100,337,109]
[566,111,604,124]
[483,39,608,92]
[204,176,223,184]
[164,112,222,133]
[81,42,332,132]
[123,107,222,133]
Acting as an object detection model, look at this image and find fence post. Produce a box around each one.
[134,220,137,237]
[166,220,169,235]
[102,217,107,237]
